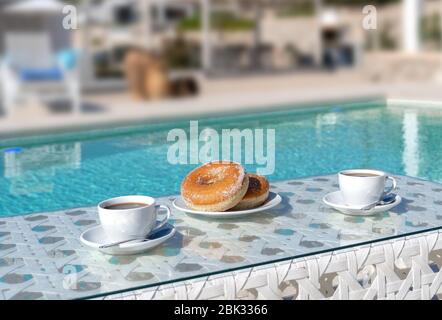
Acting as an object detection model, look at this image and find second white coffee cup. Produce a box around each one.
[338,169,397,207]
[98,195,171,243]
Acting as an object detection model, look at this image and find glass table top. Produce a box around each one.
[0,174,441,300]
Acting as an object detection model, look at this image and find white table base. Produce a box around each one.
[103,230,442,300]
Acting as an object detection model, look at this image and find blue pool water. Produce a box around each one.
[1,102,442,216]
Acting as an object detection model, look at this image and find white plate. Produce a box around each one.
[173,192,282,218]
[80,225,176,255]
[323,191,401,216]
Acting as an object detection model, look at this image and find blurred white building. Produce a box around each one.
[0,0,70,53]
[1,0,441,89]
[79,0,198,87]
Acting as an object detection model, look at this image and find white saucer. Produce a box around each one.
[173,192,282,218]
[323,191,401,216]
[80,225,176,255]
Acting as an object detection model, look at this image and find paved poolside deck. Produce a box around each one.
[1,69,442,139]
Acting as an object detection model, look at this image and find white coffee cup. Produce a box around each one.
[338,169,397,207]
[98,195,171,243]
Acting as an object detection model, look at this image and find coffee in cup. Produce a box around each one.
[338,169,397,207]
[103,203,149,210]
[98,195,171,243]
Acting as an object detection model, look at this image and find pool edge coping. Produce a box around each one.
[0,94,386,142]
[0,96,386,148]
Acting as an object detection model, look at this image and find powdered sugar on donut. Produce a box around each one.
[181,161,247,208]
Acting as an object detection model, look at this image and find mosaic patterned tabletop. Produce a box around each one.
[1,174,442,300]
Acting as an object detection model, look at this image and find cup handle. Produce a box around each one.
[153,205,171,232]
[384,176,397,196]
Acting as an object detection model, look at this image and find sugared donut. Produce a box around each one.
[232,174,269,210]
[181,161,249,212]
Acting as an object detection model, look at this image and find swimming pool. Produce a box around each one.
[1,101,442,217]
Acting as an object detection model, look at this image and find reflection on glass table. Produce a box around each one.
[0,174,441,300]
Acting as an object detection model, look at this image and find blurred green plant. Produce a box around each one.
[327,0,399,5]
[178,11,255,32]
[379,22,397,50]
[421,13,442,49]
[277,3,314,17]
[275,0,399,18]
[163,35,201,69]
[65,0,83,5]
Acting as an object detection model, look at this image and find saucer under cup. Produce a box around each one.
[323,191,401,216]
[80,225,176,255]
[98,195,170,243]
[338,169,397,208]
